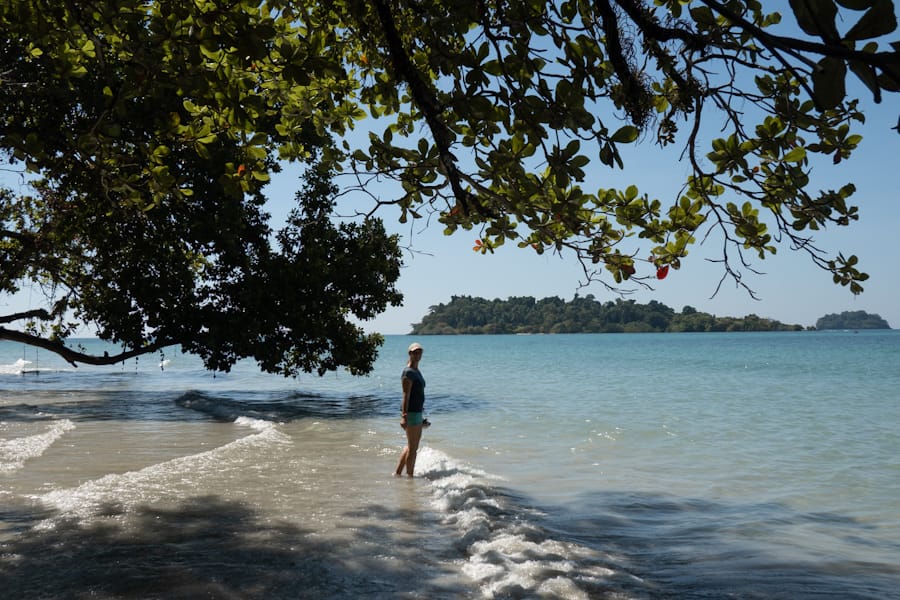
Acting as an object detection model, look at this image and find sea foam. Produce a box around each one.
[416,446,629,599]
[0,358,32,376]
[0,358,71,375]
[0,419,75,473]
[33,417,290,526]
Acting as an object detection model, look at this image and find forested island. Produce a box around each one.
[815,311,891,330]
[410,296,893,335]
[411,295,810,334]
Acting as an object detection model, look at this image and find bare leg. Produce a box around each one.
[404,424,423,477]
[395,446,409,475]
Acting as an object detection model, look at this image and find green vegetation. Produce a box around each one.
[2,2,898,373]
[816,311,891,330]
[411,295,806,334]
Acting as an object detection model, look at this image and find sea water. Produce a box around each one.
[1,331,898,599]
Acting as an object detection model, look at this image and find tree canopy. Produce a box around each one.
[410,294,806,334]
[1,1,898,373]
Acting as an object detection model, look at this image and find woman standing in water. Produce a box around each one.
[395,342,428,477]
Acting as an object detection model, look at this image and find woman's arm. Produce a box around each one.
[400,376,412,426]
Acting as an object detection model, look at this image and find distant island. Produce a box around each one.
[815,311,891,330]
[410,296,891,335]
[411,295,802,334]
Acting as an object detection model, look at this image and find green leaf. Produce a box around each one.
[846,0,897,39]
[789,0,840,40]
[811,56,847,109]
[599,144,614,167]
[783,146,808,162]
[848,60,881,98]
[610,125,639,143]
[877,62,900,91]
[690,6,717,27]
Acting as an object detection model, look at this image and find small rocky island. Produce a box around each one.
[815,311,891,330]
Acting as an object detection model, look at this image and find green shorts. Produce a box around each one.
[406,412,424,426]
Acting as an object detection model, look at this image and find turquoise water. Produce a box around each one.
[1,331,898,598]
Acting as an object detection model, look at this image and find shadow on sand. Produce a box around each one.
[4,487,900,599]
[0,495,469,599]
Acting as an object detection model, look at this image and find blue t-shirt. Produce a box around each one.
[402,367,426,413]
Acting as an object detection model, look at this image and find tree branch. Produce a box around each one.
[700,0,900,72]
[0,327,173,368]
[1,228,31,241]
[370,0,485,217]
[0,309,52,325]
[596,0,652,126]
[613,0,708,47]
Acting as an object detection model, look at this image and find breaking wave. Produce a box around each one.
[33,417,289,526]
[0,419,76,473]
[416,447,641,599]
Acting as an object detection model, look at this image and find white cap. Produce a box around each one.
[408,342,423,353]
